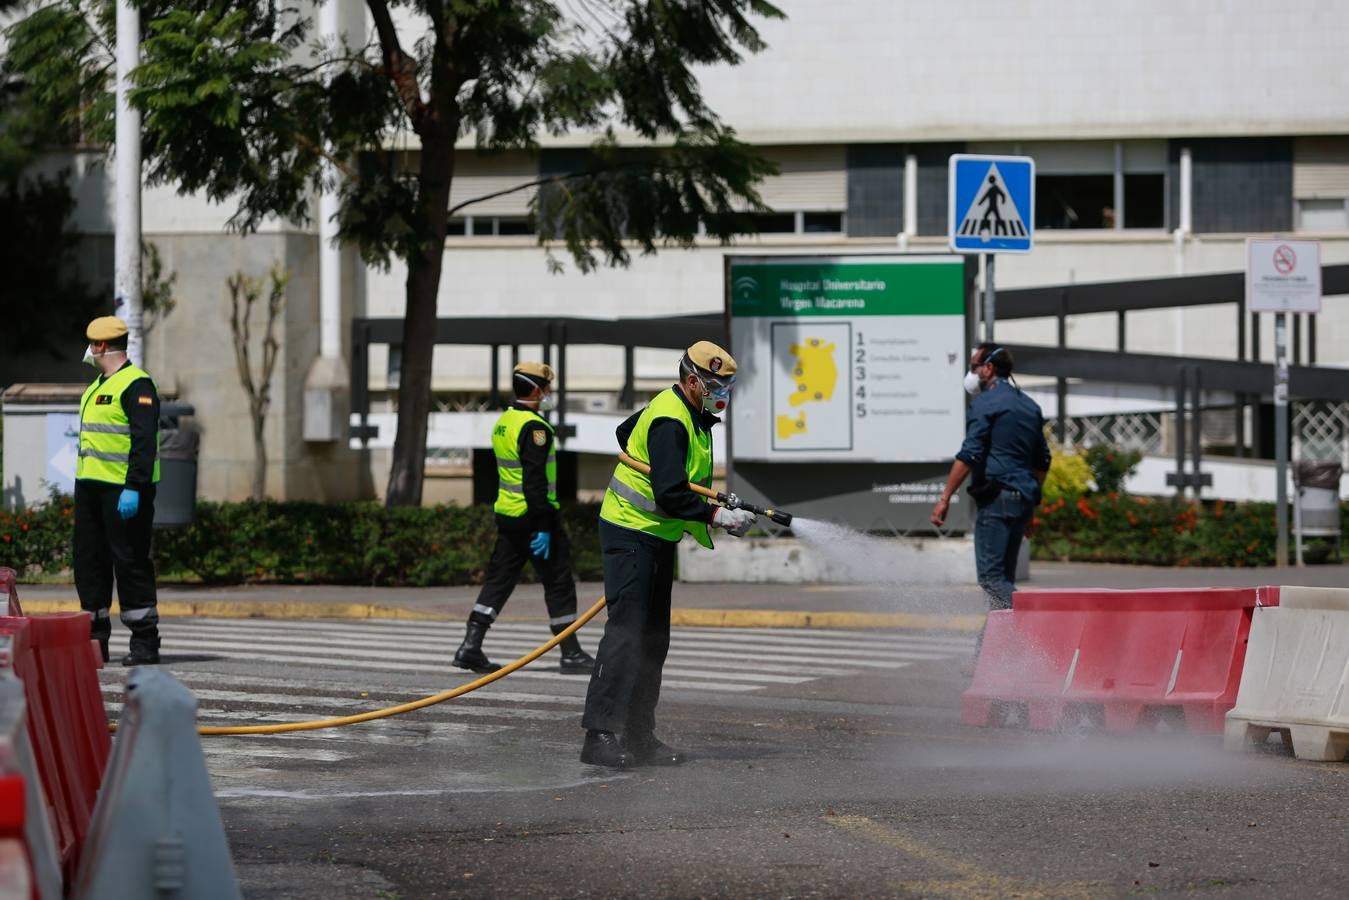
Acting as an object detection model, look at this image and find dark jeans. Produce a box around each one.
[470,525,578,628]
[973,489,1033,612]
[581,521,677,737]
[73,480,159,652]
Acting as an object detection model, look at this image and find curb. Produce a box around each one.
[16,598,984,632]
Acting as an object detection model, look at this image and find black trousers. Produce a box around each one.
[470,525,578,628]
[73,480,159,651]
[581,521,676,736]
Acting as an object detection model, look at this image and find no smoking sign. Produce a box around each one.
[1246,238,1322,314]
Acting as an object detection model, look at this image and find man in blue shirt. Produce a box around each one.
[931,344,1051,631]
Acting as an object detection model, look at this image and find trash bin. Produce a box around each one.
[155,402,198,528]
[1294,460,1343,562]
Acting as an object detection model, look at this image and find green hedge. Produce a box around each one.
[0,499,604,586]
[2,494,1344,583]
[1031,494,1348,567]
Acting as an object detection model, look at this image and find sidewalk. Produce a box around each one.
[14,561,1345,630]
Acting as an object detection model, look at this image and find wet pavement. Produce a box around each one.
[90,595,1349,900]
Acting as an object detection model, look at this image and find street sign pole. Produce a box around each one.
[983,254,996,341]
[1274,312,1289,567]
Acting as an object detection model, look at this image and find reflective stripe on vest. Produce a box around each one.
[599,388,713,548]
[491,407,558,517]
[76,365,160,485]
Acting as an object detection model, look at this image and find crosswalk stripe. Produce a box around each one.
[140,629,935,670]
[200,746,354,762]
[171,617,970,650]
[100,646,764,693]
[98,685,577,721]
[100,669,587,708]
[102,702,512,734]
[131,636,817,685]
[143,623,952,665]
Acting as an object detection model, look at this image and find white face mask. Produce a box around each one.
[83,345,100,368]
[536,391,558,412]
[697,376,732,415]
[963,371,984,395]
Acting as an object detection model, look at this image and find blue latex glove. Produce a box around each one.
[117,489,140,521]
[529,531,552,560]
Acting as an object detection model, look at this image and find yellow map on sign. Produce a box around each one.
[776,337,838,441]
[776,411,806,440]
[788,338,839,407]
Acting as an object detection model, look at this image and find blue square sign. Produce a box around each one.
[948,155,1035,254]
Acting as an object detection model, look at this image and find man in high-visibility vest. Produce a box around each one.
[74,316,162,666]
[580,341,755,768]
[452,362,595,675]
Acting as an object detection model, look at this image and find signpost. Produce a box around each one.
[726,254,969,531]
[1246,238,1323,566]
[948,154,1035,341]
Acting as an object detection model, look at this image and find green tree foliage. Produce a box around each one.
[4,0,784,505]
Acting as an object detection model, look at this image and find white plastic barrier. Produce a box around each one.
[1225,586,1349,762]
[72,668,241,900]
[0,676,63,900]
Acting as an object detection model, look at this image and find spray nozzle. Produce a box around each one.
[717,492,794,527]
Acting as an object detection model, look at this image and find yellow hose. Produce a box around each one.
[107,595,607,737]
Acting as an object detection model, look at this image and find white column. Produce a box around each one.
[304,0,350,444]
[902,153,918,237]
[318,0,342,360]
[1178,145,1192,235]
[114,0,142,366]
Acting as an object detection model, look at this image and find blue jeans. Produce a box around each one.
[973,489,1033,612]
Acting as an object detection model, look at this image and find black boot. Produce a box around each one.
[624,732,686,766]
[453,620,502,673]
[121,636,160,667]
[580,730,634,769]
[96,637,110,664]
[555,631,594,675]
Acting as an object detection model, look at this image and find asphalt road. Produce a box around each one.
[96,614,1349,900]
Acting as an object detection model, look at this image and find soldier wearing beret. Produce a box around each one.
[74,316,162,666]
[452,362,595,675]
[579,341,755,768]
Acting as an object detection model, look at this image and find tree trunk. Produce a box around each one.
[252,437,266,501]
[384,123,456,507]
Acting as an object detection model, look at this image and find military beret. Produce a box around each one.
[685,340,736,377]
[512,361,555,383]
[86,316,128,341]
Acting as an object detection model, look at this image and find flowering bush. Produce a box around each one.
[1032,493,1289,567]
[0,498,605,585]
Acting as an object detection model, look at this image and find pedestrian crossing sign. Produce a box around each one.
[948,154,1035,254]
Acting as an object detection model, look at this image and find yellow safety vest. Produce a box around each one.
[492,407,558,517]
[77,364,160,485]
[600,388,713,548]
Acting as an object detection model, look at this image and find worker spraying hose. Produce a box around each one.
[107,343,800,743]
[580,341,758,769]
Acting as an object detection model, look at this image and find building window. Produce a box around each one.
[1123,174,1165,228]
[1296,198,1349,231]
[1036,175,1113,229]
[749,212,797,234]
[802,211,844,233]
[445,215,536,237]
[971,140,1166,231]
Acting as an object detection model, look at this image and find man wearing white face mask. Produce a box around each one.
[453,362,595,675]
[931,343,1051,655]
[75,316,162,666]
[579,341,755,768]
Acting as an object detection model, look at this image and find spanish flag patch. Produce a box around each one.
[136,395,154,406]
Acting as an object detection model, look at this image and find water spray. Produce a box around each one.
[617,452,795,526]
